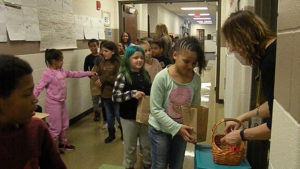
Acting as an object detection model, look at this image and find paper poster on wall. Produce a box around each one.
[83,16,98,40]
[23,7,40,41]
[102,11,110,27]
[5,6,25,40]
[62,0,72,11]
[50,0,62,11]
[75,15,84,40]
[21,0,37,7]
[38,0,50,9]
[0,4,7,42]
[39,8,76,50]
[4,0,21,5]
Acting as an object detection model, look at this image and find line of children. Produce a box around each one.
[0,55,67,169]
[138,40,162,82]
[0,36,206,168]
[112,45,152,169]
[148,37,206,169]
[151,39,171,69]
[34,49,97,154]
[96,41,123,143]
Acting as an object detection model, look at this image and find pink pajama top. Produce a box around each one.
[34,68,92,102]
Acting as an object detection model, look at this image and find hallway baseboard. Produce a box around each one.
[69,108,93,126]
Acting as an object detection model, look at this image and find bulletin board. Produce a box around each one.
[0,0,105,54]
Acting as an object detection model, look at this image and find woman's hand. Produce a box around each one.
[135,91,145,100]
[220,130,242,146]
[91,71,98,78]
[178,125,196,144]
[224,121,241,134]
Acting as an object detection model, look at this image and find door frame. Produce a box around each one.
[118,0,222,102]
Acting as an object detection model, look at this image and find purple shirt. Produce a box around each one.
[34,68,92,102]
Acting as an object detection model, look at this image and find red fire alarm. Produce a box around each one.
[194,13,200,18]
[96,1,101,10]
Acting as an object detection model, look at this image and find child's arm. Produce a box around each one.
[112,74,137,103]
[65,70,93,78]
[33,71,51,97]
[150,73,182,137]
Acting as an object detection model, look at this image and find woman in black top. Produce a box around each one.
[220,10,277,145]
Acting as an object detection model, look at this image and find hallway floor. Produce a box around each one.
[61,60,224,169]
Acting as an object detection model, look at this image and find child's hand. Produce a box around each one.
[91,71,98,78]
[95,79,102,87]
[135,91,145,99]
[178,125,196,144]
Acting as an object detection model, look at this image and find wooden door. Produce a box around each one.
[197,29,205,52]
[123,6,137,43]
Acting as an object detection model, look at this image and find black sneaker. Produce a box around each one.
[59,142,75,150]
[59,149,65,154]
[104,136,115,143]
[94,116,100,121]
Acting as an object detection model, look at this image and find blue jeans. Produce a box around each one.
[148,125,187,169]
[102,98,121,136]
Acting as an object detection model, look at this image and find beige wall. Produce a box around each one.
[136,4,148,32]
[148,4,184,35]
[190,24,217,53]
[269,0,300,168]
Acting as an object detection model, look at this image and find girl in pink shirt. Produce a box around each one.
[34,49,97,153]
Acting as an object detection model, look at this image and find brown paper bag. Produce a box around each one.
[182,105,208,142]
[90,66,101,96]
[136,96,150,124]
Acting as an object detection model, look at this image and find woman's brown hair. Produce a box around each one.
[221,10,276,65]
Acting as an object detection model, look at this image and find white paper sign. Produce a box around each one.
[5,6,25,40]
[0,4,7,42]
[23,7,40,41]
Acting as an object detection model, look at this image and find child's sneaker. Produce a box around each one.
[101,122,108,129]
[59,142,75,150]
[59,149,65,154]
[104,135,115,143]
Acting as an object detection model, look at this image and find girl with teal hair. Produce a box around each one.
[112,45,151,169]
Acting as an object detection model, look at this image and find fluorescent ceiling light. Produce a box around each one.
[193,17,211,20]
[188,13,210,17]
[197,20,213,24]
[199,13,210,16]
[181,7,208,10]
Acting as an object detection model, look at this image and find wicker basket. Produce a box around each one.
[211,118,246,165]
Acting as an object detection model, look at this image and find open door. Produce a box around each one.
[123,6,138,43]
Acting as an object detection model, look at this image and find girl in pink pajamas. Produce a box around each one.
[34,49,97,154]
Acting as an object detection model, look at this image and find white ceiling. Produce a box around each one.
[160,2,217,24]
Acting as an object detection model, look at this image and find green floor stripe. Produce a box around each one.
[99,164,124,169]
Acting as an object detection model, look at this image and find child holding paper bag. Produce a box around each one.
[148,37,206,169]
[112,45,152,169]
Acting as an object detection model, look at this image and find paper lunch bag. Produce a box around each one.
[182,105,209,142]
[136,96,150,124]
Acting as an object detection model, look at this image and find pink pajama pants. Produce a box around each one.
[45,97,69,144]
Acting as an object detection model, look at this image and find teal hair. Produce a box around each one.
[119,45,151,84]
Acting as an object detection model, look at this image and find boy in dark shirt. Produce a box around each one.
[84,39,106,123]
[0,55,66,169]
[151,40,171,69]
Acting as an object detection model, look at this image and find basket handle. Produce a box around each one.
[211,118,246,142]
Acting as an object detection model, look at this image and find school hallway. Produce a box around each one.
[61,59,225,169]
